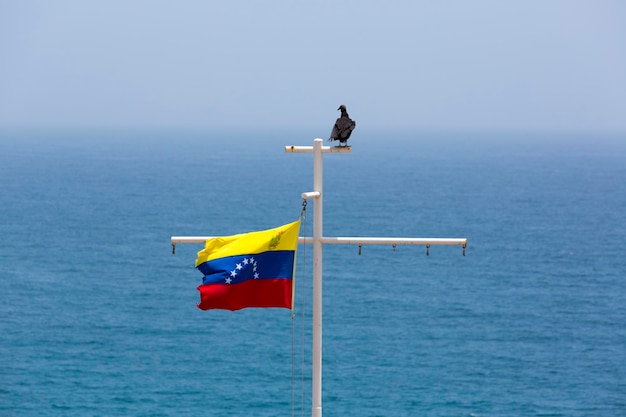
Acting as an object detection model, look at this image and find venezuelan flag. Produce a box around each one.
[195,220,300,311]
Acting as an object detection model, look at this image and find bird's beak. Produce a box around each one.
[337,106,341,111]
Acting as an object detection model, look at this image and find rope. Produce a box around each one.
[292,307,295,417]
[291,305,295,417]
[292,200,308,417]
[300,201,307,417]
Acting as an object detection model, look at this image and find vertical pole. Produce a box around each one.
[312,138,323,417]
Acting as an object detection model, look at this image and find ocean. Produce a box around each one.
[1,128,625,416]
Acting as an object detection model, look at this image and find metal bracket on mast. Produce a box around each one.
[301,191,320,200]
[170,138,467,417]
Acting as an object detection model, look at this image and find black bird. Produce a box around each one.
[329,104,356,146]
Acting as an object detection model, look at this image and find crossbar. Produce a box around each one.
[170,236,467,255]
[171,236,466,246]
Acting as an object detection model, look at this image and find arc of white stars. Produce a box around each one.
[226,257,260,284]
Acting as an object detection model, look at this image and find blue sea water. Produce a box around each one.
[1,128,625,416]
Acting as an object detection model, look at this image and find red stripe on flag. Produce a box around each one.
[197,278,292,311]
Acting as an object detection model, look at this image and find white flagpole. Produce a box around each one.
[286,139,466,417]
[171,138,467,417]
[311,139,324,417]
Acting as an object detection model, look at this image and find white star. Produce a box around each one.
[225,277,232,284]
[243,258,249,265]
[254,272,260,279]
[236,263,242,270]
[230,270,237,278]
[250,257,255,264]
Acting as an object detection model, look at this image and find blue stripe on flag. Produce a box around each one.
[197,250,295,285]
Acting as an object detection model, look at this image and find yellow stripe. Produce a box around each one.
[195,219,301,267]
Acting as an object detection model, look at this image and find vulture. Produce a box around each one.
[329,104,356,146]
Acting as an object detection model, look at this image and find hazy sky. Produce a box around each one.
[1,1,625,133]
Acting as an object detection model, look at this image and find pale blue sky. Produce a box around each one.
[1,0,624,133]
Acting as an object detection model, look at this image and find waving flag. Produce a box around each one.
[195,220,300,311]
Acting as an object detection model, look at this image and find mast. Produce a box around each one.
[172,138,467,417]
[284,139,466,417]
[311,139,323,417]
